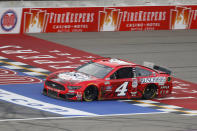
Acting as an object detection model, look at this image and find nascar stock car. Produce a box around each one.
[43,58,172,101]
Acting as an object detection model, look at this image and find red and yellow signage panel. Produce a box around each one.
[20,5,197,33]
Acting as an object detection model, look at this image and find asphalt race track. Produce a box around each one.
[31,30,197,83]
[0,30,197,131]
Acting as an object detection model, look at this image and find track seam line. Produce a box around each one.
[0,60,48,76]
[0,112,168,122]
[133,100,197,115]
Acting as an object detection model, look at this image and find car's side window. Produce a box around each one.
[135,67,152,77]
[110,67,133,79]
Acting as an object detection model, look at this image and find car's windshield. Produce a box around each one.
[76,62,113,78]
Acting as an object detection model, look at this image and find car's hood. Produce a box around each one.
[49,71,96,85]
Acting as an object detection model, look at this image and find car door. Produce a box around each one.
[107,67,136,99]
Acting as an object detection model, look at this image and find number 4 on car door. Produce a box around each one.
[115,82,129,96]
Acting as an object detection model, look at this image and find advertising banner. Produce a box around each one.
[189,6,197,29]
[21,7,102,33]
[170,5,197,29]
[0,8,22,34]
[99,5,197,31]
[98,6,171,31]
[20,5,197,33]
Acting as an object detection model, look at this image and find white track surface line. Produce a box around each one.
[0,89,96,116]
[0,112,168,122]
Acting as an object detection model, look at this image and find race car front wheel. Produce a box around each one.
[83,86,98,102]
[143,84,157,99]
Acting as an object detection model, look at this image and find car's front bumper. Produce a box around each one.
[42,88,83,101]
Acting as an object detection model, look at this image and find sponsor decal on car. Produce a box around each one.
[109,58,131,65]
[105,86,113,91]
[58,72,91,81]
[76,92,83,100]
[160,86,170,89]
[132,78,138,88]
[140,77,166,85]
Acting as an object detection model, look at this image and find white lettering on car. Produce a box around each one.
[140,77,166,85]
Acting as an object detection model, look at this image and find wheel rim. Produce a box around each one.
[143,85,156,99]
[83,86,98,101]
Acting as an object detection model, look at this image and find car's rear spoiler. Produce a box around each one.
[143,61,172,75]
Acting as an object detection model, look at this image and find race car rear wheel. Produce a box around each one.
[83,86,98,102]
[143,84,157,99]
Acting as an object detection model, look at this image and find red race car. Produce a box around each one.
[43,58,172,101]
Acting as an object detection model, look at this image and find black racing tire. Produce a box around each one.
[143,84,157,99]
[83,86,98,102]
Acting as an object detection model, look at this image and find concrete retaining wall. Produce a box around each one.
[0,0,197,8]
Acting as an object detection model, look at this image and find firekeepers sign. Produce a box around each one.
[20,7,102,33]
[20,5,197,33]
[170,6,197,29]
[98,5,197,31]
[98,6,170,31]
[0,8,22,34]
